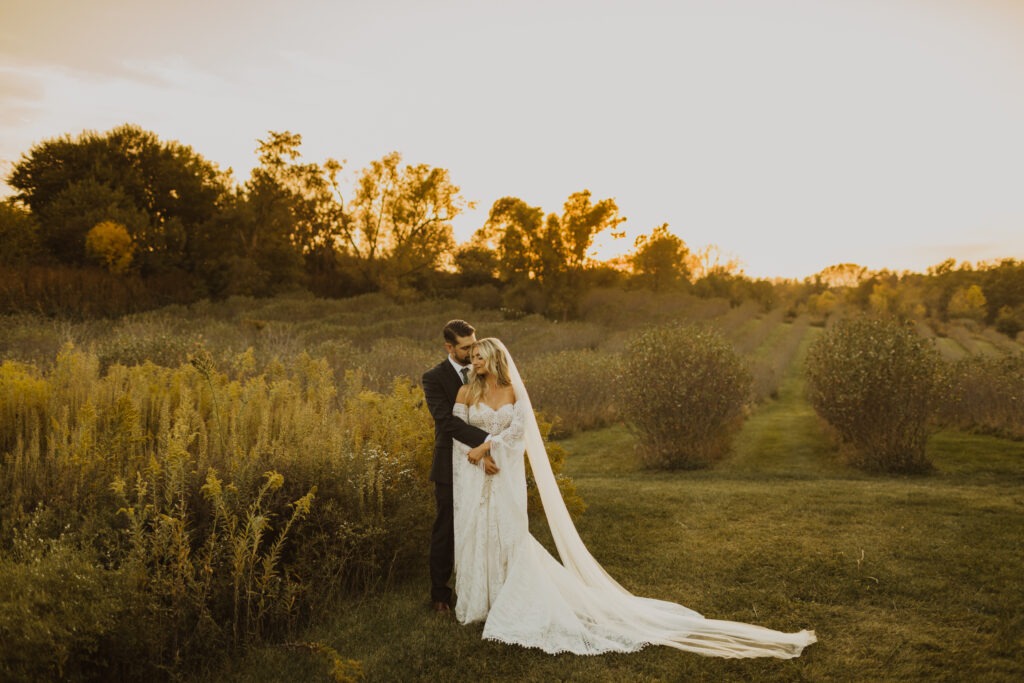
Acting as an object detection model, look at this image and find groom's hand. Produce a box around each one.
[482,455,500,475]
[467,442,490,464]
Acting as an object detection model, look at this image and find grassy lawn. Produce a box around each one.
[213,327,1024,683]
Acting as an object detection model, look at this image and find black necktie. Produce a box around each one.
[460,367,469,384]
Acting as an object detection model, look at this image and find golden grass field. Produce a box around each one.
[1,291,1021,681]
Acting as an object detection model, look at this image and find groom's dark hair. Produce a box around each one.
[443,319,475,344]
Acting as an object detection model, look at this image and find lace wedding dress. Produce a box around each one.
[451,341,816,658]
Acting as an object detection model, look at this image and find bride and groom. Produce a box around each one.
[421,320,816,658]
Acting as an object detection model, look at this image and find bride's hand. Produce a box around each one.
[467,442,490,464]
[482,455,500,475]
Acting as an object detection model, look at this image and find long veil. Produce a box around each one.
[492,339,816,659]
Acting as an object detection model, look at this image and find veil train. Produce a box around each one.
[490,339,817,659]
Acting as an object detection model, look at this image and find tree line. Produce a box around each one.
[797,260,1024,338]
[1,125,702,316]
[1,124,1021,328]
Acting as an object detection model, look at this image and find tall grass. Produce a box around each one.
[0,345,436,678]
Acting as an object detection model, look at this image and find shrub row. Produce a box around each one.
[937,353,1024,439]
[522,349,623,437]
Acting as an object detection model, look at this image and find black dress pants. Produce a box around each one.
[430,481,454,604]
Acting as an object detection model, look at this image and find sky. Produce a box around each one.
[1,0,1022,279]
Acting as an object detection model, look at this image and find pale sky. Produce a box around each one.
[2,0,1022,279]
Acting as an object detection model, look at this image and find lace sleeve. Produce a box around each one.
[489,401,526,457]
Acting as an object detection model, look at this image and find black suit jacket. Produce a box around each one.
[423,358,489,484]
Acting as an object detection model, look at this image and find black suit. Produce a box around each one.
[422,358,488,604]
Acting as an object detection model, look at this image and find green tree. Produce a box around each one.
[0,200,43,265]
[23,179,149,264]
[978,259,1024,324]
[868,279,899,316]
[7,124,228,272]
[919,260,978,320]
[477,191,623,287]
[630,223,690,290]
[688,245,752,305]
[687,244,742,281]
[453,244,499,286]
[191,132,347,296]
[994,305,1023,339]
[807,290,839,318]
[248,132,344,261]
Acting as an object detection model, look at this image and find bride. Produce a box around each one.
[450,337,816,658]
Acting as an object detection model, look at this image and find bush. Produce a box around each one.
[994,305,1023,339]
[938,353,1024,439]
[805,316,942,473]
[522,349,623,437]
[0,516,126,682]
[618,324,751,469]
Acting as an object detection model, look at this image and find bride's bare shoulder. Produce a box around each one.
[456,385,470,404]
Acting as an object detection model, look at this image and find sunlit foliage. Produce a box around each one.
[85,220,135,274]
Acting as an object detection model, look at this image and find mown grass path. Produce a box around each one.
[728,323,839,477]
[221,321,1024,682]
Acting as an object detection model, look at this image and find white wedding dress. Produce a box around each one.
[451,342,816,658]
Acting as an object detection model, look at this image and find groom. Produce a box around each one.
[422,319,489,613]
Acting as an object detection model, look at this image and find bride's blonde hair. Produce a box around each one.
[466,338,512,405]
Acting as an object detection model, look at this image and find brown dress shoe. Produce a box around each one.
[432,601,452,614]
